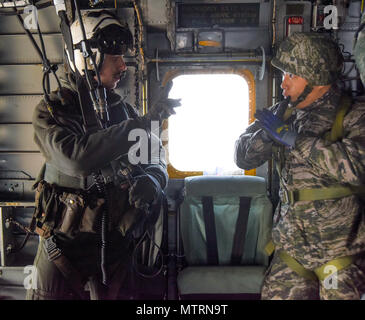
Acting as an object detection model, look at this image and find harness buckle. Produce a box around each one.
[280,187,295,205]
[43,235,62,262]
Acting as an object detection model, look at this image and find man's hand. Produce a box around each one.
[128,174,160,211]
[255,109,297,148]
[143,81,181,123]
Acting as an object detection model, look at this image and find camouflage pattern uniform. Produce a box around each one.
[235,33,365,300]
[354,11,365,85]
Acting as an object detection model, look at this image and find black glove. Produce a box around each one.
[143,81,181,123]
[128,174,160,211]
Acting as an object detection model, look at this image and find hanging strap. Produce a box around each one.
[325,95,352,143]
[231,197,251,265]
[202,196,219,265]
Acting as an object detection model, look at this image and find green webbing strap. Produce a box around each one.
[264,240,275,256]
[202,196,219,265]
[326,95,352,143]
[231,197,251,265]
[269,246,354,282]
[278,250,318,281]
[314,256,354,281]
[279,250,355,282]
[283,106,295,121]
[284,185,365,204]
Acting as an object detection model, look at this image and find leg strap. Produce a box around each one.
[278,250,354,282]
[266,240,354,282]
[314,256,354,281]
[278,251,317,281]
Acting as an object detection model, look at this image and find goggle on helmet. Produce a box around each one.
[68,11,133,75]
[88,22,133,55]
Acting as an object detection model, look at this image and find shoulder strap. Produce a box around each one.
[327,95,352,142]
[283,106,295,121]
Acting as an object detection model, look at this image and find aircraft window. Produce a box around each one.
[167,73,251,176]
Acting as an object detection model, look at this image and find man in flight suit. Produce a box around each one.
[26,11,179,300]
[234,32,365,299]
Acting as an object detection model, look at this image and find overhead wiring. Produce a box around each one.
[0,0,52,15]
[12,4,62,104]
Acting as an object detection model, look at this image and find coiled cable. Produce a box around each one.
[92,172,109,287]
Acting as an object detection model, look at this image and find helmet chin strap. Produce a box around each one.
[289,84,313,108]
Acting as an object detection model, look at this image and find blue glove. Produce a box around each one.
[255,109,297,148]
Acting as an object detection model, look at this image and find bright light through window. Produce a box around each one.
[167,74,249,175]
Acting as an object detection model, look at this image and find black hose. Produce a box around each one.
[37,22,50,92]
[72,1,111,288]
[92,172,109,287]
[13,6,62,116]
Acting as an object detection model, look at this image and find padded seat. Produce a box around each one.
[177,175,273,299]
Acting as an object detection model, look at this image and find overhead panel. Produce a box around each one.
[143,0,169,28]
[176,2,260,28]
[275,0,312,41]
[0,124,38,152]
[173,0,271,53]
[0,65,62,95]
[0,6,60,35]
[0,34,63,64]
[0,95,41,123]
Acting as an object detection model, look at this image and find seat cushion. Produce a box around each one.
[184,175,267,197]
[177,265,266,295]
[180,175,273,266]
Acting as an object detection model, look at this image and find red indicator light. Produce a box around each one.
[288,16,304,24]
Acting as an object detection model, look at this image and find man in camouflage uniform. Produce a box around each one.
[234,32,365,300]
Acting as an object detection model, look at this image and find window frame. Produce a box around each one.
[160,68,257,179]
